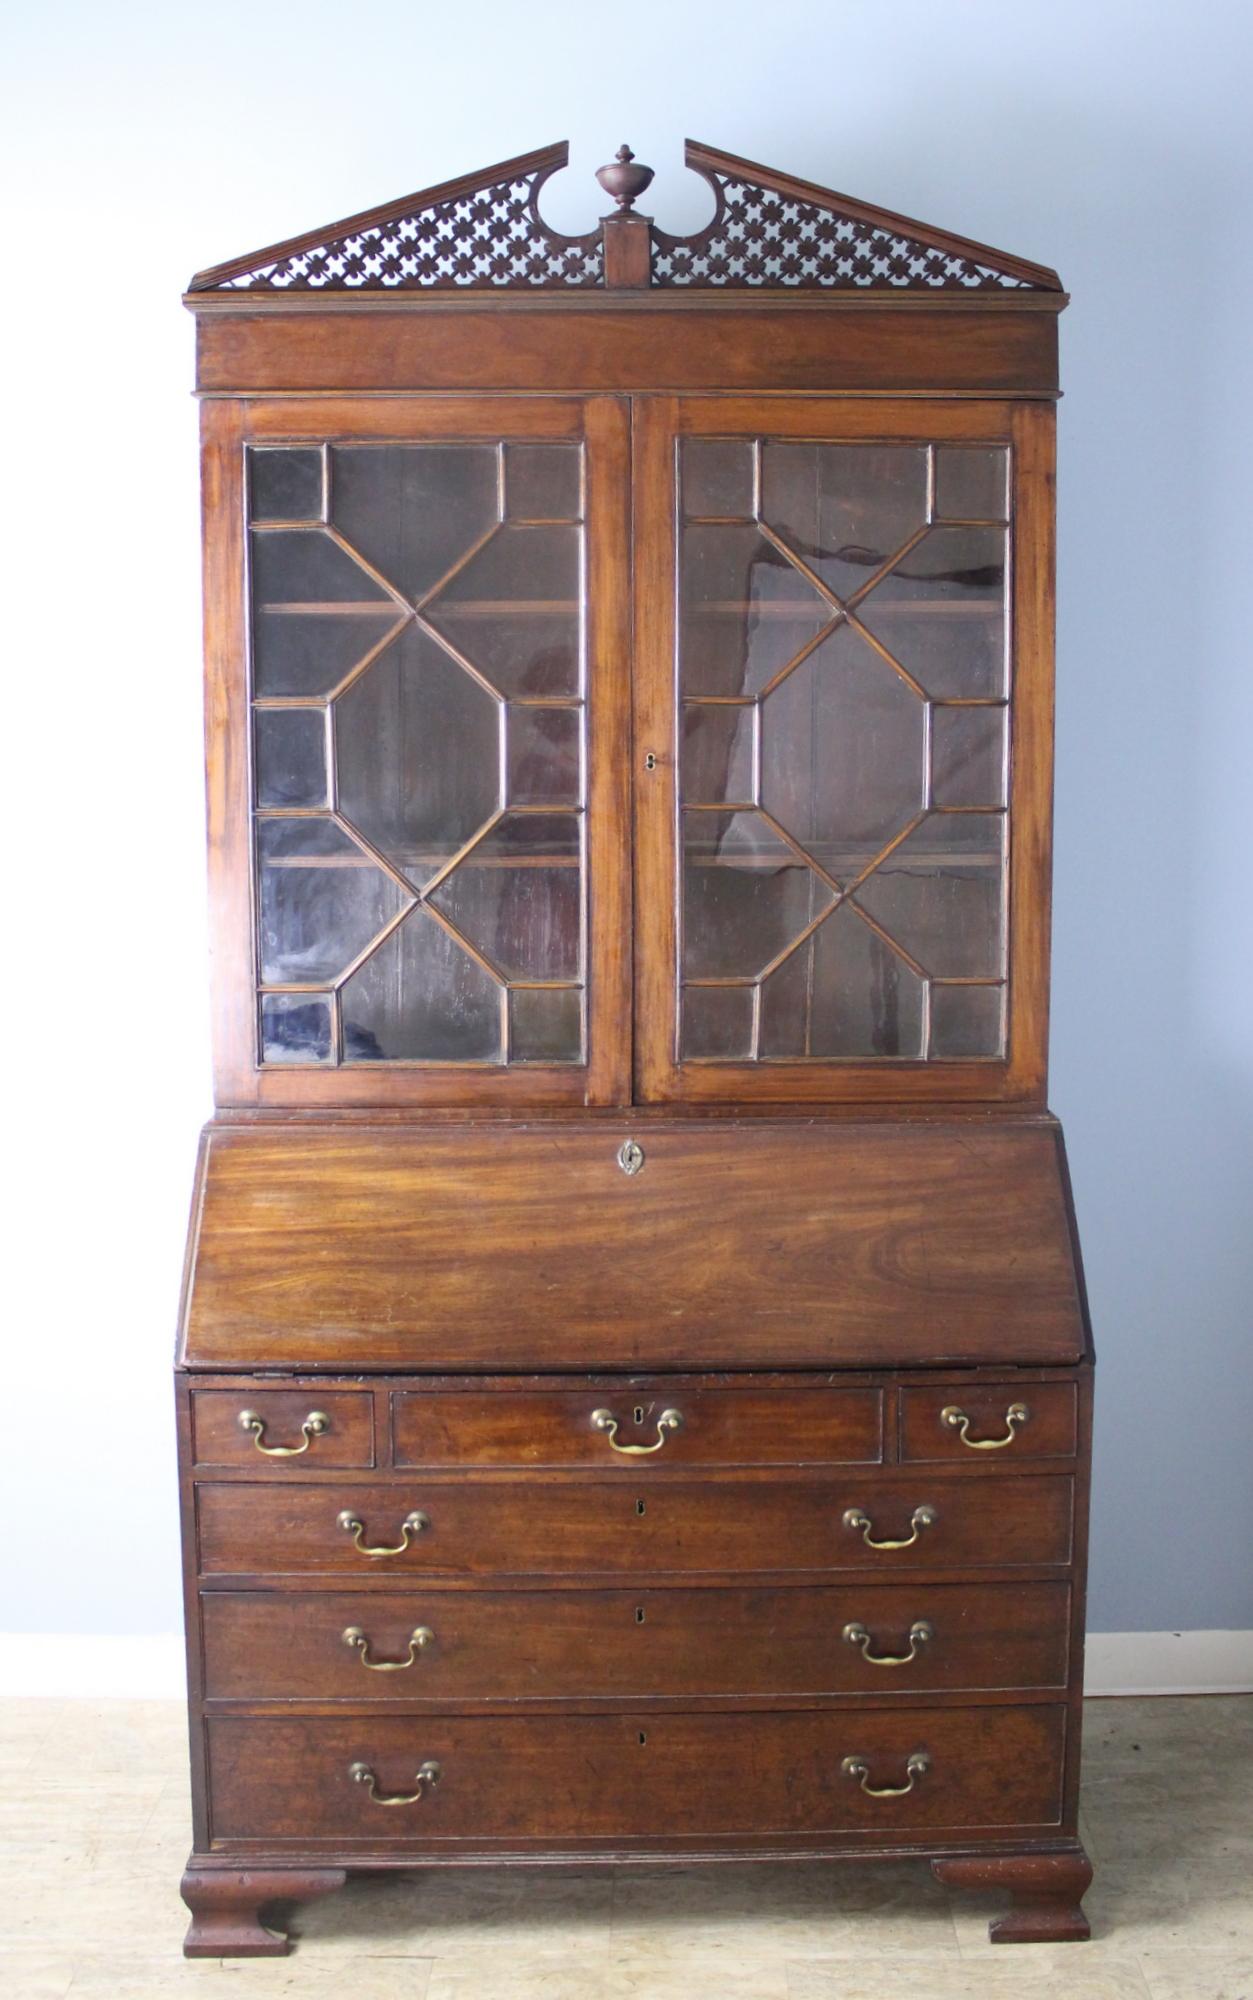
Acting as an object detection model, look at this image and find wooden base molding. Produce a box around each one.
[932,1847,1093,1944]
[180,1865,347,1958]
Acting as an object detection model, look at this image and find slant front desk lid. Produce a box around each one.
[179,1121,1086,1373]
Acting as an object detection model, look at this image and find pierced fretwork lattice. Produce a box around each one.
[653,173,1031,289]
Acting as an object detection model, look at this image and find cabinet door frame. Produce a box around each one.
[203,394,632,1108]
[632,394,1054,1106]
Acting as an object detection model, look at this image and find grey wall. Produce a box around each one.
[3,0,1250,1637]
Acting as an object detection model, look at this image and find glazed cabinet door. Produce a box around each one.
[633,396,1054,1104]
[204,397,630,1106]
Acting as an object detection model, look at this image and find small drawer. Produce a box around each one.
[201,1579,1072,1703]
[206,1703,1067,1844]
[190,1389,374,1471]
[196,1474,1073,1579]
[900,1383,1077,1464]
[393,1385,882,1470]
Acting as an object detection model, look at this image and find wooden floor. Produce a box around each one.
[1,1694,1250,1998]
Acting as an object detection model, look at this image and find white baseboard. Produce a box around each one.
[0,1631,1249,1700]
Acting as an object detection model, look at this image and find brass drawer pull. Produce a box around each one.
[842,1751,930,1797]
[349,1759,440,1806]
[337,1509,428,1557]
[843,1620,934,1666]
[942,1402,1030,1450]
[591,1407,683,1455]
[843,1504,936,1550]
[342,1625,433,1671]
[238,1408,328,1457]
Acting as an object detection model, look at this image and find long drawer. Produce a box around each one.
[201,1581,1071,1700]
[206,1704,1067,1842]
[197,1475,1074,1577]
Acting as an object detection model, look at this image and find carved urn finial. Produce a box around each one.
[596,144,655,213]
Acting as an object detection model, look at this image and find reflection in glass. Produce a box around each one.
[931,705,1007,809]
[510,986,583,1062]
[256,818,407,986]
[682,704,755,806]
[683,811,833,980]
[933,447,1009,523]
[335,626,500,884]
[259,993,333,1064]
[760,625,925,852]
[507,705,583,806]
[254,709,326,809]
[852,813,1004,979]
[505,444,582,523]
[249,449,323,524]
[331,445,498,602]
[761,442,928,599]
[855,524,1007,700]
[424,525,582,697]
[340,908,501,1062]
[682,985,754,1059]
[930,983,1005,1058]
[680,524,834,698]
[430,813,582,982]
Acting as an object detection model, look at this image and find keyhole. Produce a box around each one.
[633,1406,645,1426]
[635,1498,646,1517]
[638,1731,648,1746]
[644,752,657,771]
[635,1606,646,1624]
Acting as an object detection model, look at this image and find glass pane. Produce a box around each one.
[254,709,326,809]
[510,987,583,1062]
[931,705,1007,809]
[680,524,834,698]
[256,818,407,986]
[930,983,1005,1058]
[682,438,755,518]
[330,445,499,602]
[424,525,581,697]
[760,906,926,1059]
[505,444,582,523]
[259,993,333,1064]
[683,810,833,980]
[933,447,1009,523]
[851,813,1005,979]
[682,704,755,806]
[334,625,500,886]
[855,524,1007,699]
[249,448,323,524]
[760,625,925,862]
[682,985,754,1059]
[429,813,582,982]
[760,442,928,599]
[251,528,401,699]
[507,705,583,806]
[341,909,501,1062]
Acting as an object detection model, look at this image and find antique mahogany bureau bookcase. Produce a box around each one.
[176,138,1094,1956]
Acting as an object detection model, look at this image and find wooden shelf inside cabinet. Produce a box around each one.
[178,133,1088,1962]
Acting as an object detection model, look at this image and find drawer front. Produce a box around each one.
[191,1390,374,1472]
[206,1704,1066,1842]
[900,1384,1077,1463]
[393,1387,883,1470]
[201,1581,1072,1701]
[196,1476,1073,1578]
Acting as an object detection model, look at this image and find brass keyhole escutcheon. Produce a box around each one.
[644,752,657,771]
[634,1406,645,1425]
[617,1138,644,1176]
[635,1606,646,1624]
[635,1498,646,1516]
[638,1731,647,1745]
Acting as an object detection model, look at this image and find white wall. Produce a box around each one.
[3,0,1250,1645]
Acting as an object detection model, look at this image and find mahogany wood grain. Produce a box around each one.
[200,1580,1071,1702]
[179,1121,1085,1372]
[181,1864,346,1957]
[392,1386,883,1469]
[191,1389,375,1471]
[899,1383,1077,1463]
[195,1474,1074,1579]
[192,306,1059,399]
[205,1704,1066,1843]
